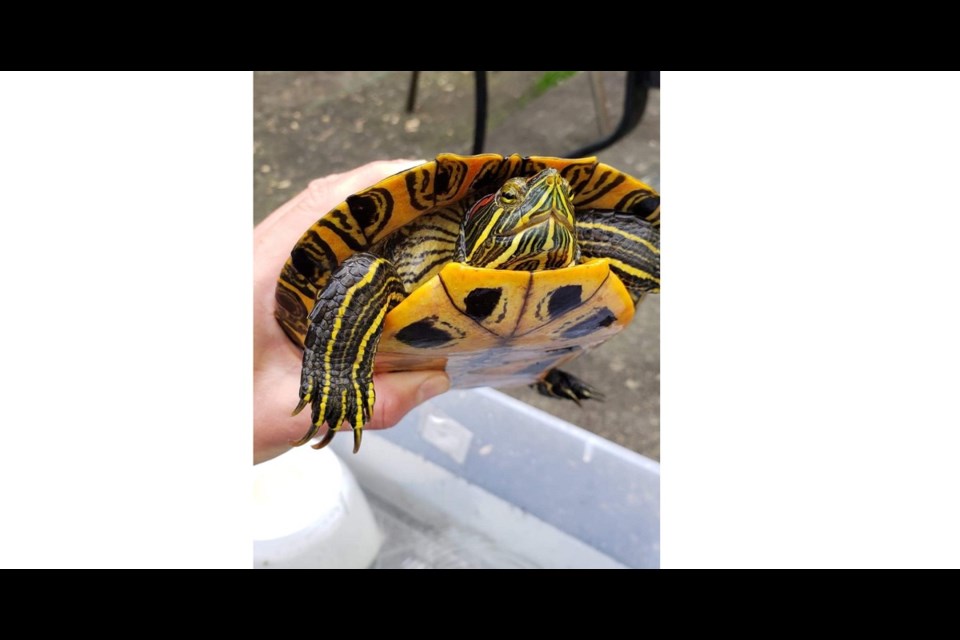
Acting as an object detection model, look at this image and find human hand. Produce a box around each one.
[254,160,450,464]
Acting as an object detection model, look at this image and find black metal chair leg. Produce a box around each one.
[407,70,644,157]
[567,71,655,157]
[406,71,420,113]
[472,71,488,155]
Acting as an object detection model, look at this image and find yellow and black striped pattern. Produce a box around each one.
[291,254,405,453]
[366,206,462,292]
[577,210,660,301]
[461,169,578,272]
[275,153,658,345]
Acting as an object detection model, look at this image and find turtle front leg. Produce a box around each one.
[576,210,660,302]
[291,253,406,453]
[534,368,605,406]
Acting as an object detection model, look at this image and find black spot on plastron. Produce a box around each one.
[290,247,319,279]
[395,319,455,348]
[561,308,617,339]
[464,287,502,321]
[548,285,583,319]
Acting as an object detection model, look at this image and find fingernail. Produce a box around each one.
[417,375,450,403]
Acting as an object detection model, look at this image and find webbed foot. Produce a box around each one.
[533,368,605,406]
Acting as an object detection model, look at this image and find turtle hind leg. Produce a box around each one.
[291,253,406,453]
[533,368,605,406]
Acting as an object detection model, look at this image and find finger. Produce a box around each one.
[365,370,451,431]
[256,369,450,464]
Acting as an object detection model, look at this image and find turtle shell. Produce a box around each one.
[275,153,659,389]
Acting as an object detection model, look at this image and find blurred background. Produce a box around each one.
[254,71,660,460]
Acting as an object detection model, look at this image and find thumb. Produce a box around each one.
[367,370,451,431]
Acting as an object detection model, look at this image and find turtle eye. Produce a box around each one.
[499,180,524,206]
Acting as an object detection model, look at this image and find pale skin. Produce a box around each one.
[254,160,450,464]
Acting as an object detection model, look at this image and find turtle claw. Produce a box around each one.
[291,397,308,417]
[292,368,373,453]
[310,424,339,450]
[306,419,361,454]
[534,369,605,404]
[309,384,368,452]
[353,428,363,454]
[289,420,318,447]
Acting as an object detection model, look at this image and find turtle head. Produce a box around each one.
[459,168,579,271]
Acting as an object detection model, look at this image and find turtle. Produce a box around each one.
[275,153,660,454]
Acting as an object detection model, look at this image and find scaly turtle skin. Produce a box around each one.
[275,153,660,453]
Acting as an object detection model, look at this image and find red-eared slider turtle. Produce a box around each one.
[275,153,660,453]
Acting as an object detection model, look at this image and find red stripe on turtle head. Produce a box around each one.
[465,194,496,222]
